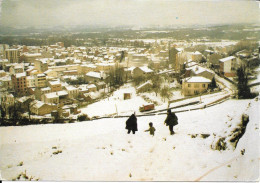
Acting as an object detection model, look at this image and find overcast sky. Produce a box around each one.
[0,0,259,28]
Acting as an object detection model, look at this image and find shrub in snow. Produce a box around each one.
[241,149,245,155]
[13,170,39,181]
[211,137,227,151]
[229,114,249,148]
[7,164,13,168]
[212,114,250,151]
[19,117,30,125]
[77,114,90,121]
[189,134,198,138]
[40,118,49,124]
[53,150,62,155]
[17,161,23,166]
[200,134,210,139]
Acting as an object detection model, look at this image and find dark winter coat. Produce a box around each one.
[164,112,178,126]
[126,114,138,131]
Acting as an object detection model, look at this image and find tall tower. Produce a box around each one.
[4,49,20,63]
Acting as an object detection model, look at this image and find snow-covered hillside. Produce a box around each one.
[0,97,259,181]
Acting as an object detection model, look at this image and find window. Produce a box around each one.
[202,84,206,88]
[188,84,191,88]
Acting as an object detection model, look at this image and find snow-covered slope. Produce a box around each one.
[0,98,259,181]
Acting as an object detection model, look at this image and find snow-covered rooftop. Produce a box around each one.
[184,76,211,83]
[32,100,45,109]
[23,53,42,57]
[139,66,154,73]
[45,92,59,99]
[17,96,33,103]
[219,56,236,62]
[137,80,152,90]
[188,66,214,75]
[57,90,68,96]
[49,80,61,86]
[82,64,97,68]
[37,74,46,77]
[176,48,184,52]
[65,86,78,91]
[36,58,48,64]
[126,66,136,71]
[15,72,26,78]
[205,49,214,53]
[86,71,103,79]
[41,87,51,91]
[194,51,202,55]
[87,84,97,89]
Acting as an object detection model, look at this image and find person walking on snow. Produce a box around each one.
[144,122,156,136]
[164,109,178,135]
[126,113,138,134]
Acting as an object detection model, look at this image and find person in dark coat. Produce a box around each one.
[126,113,138,134]
[164,109,178,135]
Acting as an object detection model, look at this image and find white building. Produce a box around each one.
[65,86,79,99]
[219,56,237,77]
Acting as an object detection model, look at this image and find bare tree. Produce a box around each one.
[160,86,173,102]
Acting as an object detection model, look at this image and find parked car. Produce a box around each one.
[139,103,155,112]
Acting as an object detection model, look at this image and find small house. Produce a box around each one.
[133,66,154,78]
[137,80,153,93]
[30,100,57,116]
[43,92,59,104]
[182,76,211,96]
[85,71,106,83]
[184,66,215,80]
[87,84,97,92]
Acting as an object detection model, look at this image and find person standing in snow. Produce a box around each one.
[144,122,156,136]
[164,109,178,135]
[125,113,138,134]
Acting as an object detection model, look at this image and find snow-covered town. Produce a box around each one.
[0,0,260,182]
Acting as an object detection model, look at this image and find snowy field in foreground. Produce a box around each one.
[0,98,259,181]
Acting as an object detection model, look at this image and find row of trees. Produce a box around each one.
[228,40,258,56]
[105,65,125,92]
[0,103,32,126]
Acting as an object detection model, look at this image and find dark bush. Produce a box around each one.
[77,114,90,121]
